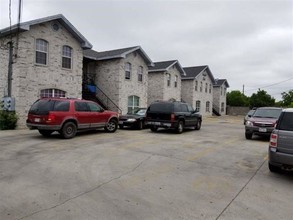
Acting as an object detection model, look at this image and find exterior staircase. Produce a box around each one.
[82,83,122,114]
[212,103,221,116]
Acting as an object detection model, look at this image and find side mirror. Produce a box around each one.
[99,108,105,112]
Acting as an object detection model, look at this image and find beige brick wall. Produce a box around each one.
[0,21,84,128]
[94,51,149,114]
[213,85,227,115]
[148,66,182,105]
[181,70,214,116]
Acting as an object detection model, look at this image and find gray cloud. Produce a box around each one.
[1,0,292,100]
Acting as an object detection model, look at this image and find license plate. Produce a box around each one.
[259,128,267,132]
[118,121,123,125]
[149,122,161,125]
[34,118,40,122]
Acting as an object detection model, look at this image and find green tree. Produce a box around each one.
[250,89,275,108]
[227,90,249,106]
[281,90,293,106]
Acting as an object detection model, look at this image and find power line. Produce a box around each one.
[245,76,293,92]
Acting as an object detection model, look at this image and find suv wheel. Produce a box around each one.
[245,132,253,140]
[105,119,118,132]
[38,130,53,137]
[61,122,77,139]
[176,121,184,134]
[268,163,280,173]
[150,125,158,132]
[195,120,201,130]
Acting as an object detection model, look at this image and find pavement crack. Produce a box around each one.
[215,158,267,220]
[17,155,152,220]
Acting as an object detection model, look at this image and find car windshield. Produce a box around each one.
[134,109,146,116]
[253,109,282,118]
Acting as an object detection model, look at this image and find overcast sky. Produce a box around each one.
[1,0,292,100]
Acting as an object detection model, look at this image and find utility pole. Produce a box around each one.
[7,41,13,97]
[242,84,245,94]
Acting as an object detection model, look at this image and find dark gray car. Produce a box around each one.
[268,108,293,172]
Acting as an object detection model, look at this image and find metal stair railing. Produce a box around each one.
[212,103,221,116]
[95,85,122,114]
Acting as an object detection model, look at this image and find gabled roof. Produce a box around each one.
[182,65,215,83]
[83,46,153,66]
[148,60,186,76]
[0,14,92,49]
[214,79,230,88]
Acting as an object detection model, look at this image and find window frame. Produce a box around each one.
[138,66,143,82]
[195,81,198,91]
[206,101,210,112]
[174,75,178,88]
[36,39,48,65]
[221,102,225,112]
[62,45,72,69]
[40,88,66,98]
[195,100,201,112]
[128,95,140,113]
[167,73,171,87]
[125,62,132,80]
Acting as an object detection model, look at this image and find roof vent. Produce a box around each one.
[51,23,60,31]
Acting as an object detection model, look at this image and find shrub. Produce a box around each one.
[0,111,18,130]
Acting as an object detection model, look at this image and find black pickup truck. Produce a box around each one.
[146,101,202,134]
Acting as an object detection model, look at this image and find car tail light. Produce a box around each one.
[171,113,175,122]
[46,114,56,123]
[269,133,278,148]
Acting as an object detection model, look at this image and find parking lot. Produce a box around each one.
[0,116,292,220]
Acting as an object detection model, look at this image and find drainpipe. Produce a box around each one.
[7,41,13,97]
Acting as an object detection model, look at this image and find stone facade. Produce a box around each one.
[148,66,182,105]
[0,20,85,128]
[213,84,228,115]
[181,70,214,116]
[84,51,149,114]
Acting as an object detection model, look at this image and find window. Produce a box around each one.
[187,104,194,112]
[195,101,201,112]
[125,63,131,79]
[75,102,89,112]
[167,74,171,87]
[128,95,139,113]
[221,87,223,95]
[200,82,203,92]
[206,101,210,112]
[54,101,70,112]
[138,66,143,82]
[221,102,225,112]
[205,83,208,93]
[279,112,293,131]
[174,75,178,88]
[36,39,48,65]
[224,87,226,96]
[209,84,212,93]
[195,81,198,91]
[40,89,66,98]
[88,102,102,112]
[62,46,72,69]
[180,104,188,112]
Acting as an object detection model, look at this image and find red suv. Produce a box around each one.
[26,98,119,138]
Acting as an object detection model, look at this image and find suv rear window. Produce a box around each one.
[29,100,70,115]
[278,112,293,131]
[148,103,174,113]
